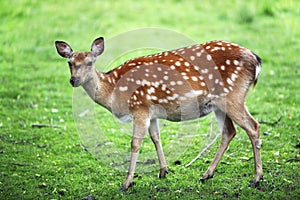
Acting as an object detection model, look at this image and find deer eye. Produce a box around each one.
[87,61,93,66]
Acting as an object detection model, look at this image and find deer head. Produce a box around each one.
[55,37,104,87]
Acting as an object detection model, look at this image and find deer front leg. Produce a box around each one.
[149,118,168,178]
[121,116,148,190]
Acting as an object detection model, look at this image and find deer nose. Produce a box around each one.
[70,77,80,87]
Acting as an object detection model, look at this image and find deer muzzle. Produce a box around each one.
[70,76,80,87]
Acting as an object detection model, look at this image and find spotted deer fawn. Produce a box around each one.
[55,36,262,190]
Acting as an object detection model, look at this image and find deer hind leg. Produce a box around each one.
[226,103,263,187]
[200,109,236,181]
[149,118,168,178]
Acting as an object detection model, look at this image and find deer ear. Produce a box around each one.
[55,41,73,58]
[91,37,104,58]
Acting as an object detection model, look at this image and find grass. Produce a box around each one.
[1,0,300,199]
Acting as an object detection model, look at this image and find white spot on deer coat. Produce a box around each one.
[191,76,198,81]
[136,80,141,85]
[185,90,203,98]
[133,95,137,100]
[201,69,208,74]
[231,73,238,81]
[183,76,189,80]
[146,94,151,101]
[233,60,239,66]
[119,86,128,91]
[224,88,230,93]
[206,54,212,61]
[175,61,181,66]
[167,93,178,101]
[184,62,190,67]
[147,87,155,94]
[194,66,200,71]
[170,81,176,86]
[227,77,234,86]
[128,63,136,66]
[151,95,158,100]
[177,80,183,85]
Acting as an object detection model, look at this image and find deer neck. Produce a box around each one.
[82,69,113,112]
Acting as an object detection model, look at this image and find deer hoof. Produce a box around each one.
[158,168,168,178]
[249,180,261,188]
[199,174,214,182]
[249,174,263,188]
[120,182,134,191]
[249,181,259,188]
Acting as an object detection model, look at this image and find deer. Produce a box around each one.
[55,36,263,190]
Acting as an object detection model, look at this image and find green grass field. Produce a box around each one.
[1,0,299,199]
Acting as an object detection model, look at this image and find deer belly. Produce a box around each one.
[151,101,216,122]
[113,112,133,123]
